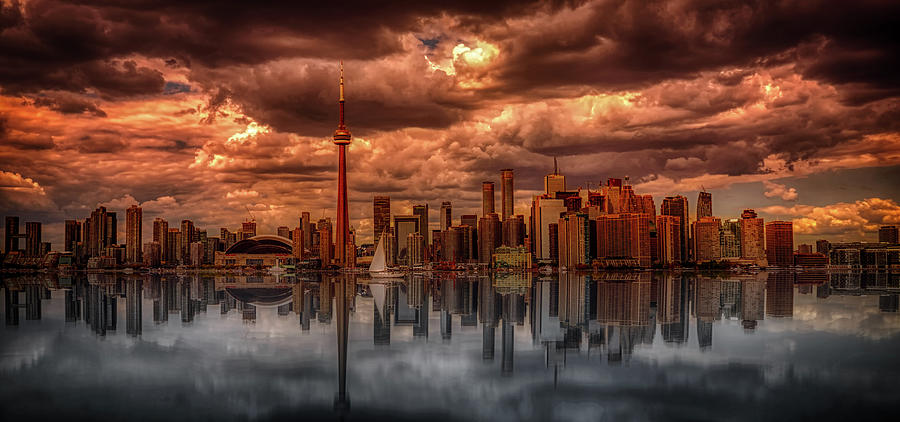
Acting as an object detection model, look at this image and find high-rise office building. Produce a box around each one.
[660,196,690,263]
[501,169,514,221]
[765,221,794,267]
[87,207,116,257]
[319,224,333,267]
[64,219,81,252]
[180,220,195,263]
[692,216,721,263]
[459,215,478,261]
[394,215,420,266]
[373,196,391,247]
[720,218,742,259]
[596,213,651,267]
[697,191,712,219]
[482,182,495,217]
[300,211,312,251]
[439,201,452,232]
[740,209,766,265]
[530,196,567,260]
[241,221,257,239]
[166,228,180,264]
[477,214,501,264]
[277,226,290,239]
[143,242,161,267]
[24,221,41,256]
[4,216,20,253]
[815,239,831,255]
[879,225,899,243]
[558,213,590,268]
[407,232,425,266]
[292,227,304,259]
[543,158,565,195]
[126,205,142,264]
[502,215,526,247]
[655,215,681,265]
[153,218,168,263]
[413,204,429,247]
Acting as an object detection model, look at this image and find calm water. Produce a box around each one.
[1,271,898,421]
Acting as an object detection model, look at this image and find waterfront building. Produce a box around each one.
[661,196,690,263]
[765,221,794,267]
[126,205,142,264]
[740,209,767,266]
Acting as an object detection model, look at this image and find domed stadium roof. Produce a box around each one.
[225,235,292,254]
[225,287,293,307]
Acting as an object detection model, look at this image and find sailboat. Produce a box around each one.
[369,232,404,278]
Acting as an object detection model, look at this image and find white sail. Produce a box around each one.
[369,232,387,272]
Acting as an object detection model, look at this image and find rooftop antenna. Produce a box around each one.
[553,157,559,175]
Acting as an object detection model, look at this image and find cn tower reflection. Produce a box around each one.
[334,274,351,417]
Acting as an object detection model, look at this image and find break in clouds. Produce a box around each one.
[1,0,899,245]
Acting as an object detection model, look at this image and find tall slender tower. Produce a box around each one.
[333,62,352,267]
[501,169,514,221]
[482,181,495,217]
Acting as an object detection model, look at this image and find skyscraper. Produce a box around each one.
[333,62,352,268]
[660,196,690,263]
[501,169,514,221]
[87,206,116,257]
[439,201,452,232]
[373,196,391,247]
[277,226,290,239]
[64,219,81,252]
[697,191,712,219]
[879,225,899,243]
[241,221,256,239]
[655,215,681,265]
[477,214,501,264]
[153,218,168,263]
[692,216,721,263]
[740,209,766,265]
[300,211,312,252]
[180,220,195,263]
[24,221,41,256]
[596,213,651,267]
[530,196,566,261]
[543,158,565,195]
[126,205,142,264]
[4,216,21,253]
[482,181,495,217]
[394,215,420,266]
[765,221,794,267]
[413,204,429,247]
[558,213,590,268]
[720,218,742,259]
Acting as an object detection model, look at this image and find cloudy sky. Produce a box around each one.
[1,0,899,247]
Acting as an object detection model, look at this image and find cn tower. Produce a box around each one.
[333,62,351,267]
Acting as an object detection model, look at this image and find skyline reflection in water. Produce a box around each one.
[2,271,899,421]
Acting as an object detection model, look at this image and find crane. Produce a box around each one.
[244,205,256,223]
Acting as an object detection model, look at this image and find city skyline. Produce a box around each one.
[2,1,900,250]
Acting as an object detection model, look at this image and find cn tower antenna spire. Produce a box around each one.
[339,60,345,102]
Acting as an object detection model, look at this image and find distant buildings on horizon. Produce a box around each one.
[3,162,900,270]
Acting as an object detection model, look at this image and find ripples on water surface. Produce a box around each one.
[1,271,899,421]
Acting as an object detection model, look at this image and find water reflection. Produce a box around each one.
[2,270,900,420]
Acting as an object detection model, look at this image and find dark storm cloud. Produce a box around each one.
[31,92,107,117]
[0,0,550,96]
[491,0,900,100]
